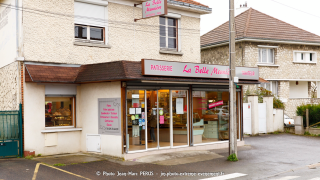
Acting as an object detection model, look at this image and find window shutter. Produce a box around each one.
[74,2,105,27]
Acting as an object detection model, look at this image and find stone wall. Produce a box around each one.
[22,1,201,64]
[201,43,245,66]
[0,62,19,110]
[201,41,320,117]
[285,98,320,118]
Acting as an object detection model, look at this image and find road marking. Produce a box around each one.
[32,163,40,180]
[199,173,247,180]
[32,163,90,180]
[269,176,300,180]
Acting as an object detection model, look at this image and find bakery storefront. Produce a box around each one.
[123,59,259,154]
[23,59,259,158]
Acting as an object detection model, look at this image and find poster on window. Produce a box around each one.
[176,98,184,114]
[98,98,121,135]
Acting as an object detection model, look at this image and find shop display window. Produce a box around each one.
[192,91,230,144]
[45,97,75,127]
[126,90,146,151]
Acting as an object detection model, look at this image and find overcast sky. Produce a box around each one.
[197,0,320,36]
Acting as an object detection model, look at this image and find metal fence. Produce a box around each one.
[0,104,23,158]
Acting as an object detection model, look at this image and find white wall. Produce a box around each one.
[24,83,81,155]
[289,81,308,98]
[0,0,17,68]
[273,109,284,132]
[78,82,122,157]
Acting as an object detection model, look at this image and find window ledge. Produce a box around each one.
[257,64,279,67]
[159,49,183,56]
[74,41,111,48]
[41,128,82,133]
[292,61,316,64]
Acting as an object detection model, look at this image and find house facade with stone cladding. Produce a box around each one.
[201,8,320,118]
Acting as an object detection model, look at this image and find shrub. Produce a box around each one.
[243,87,285,109]
[296,104,320,127]
[273,96,285,109]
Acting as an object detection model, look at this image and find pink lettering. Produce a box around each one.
[183,65,191,73]
[242,71,255,76]
[105,120,114,122]
[194,66,209,74]
[209,101,224,109]
[107,124,112,126]
[150,65,172,71]
[145,6,162,14]
[211,67,229,76]
[152,0,162,5]
[100,116,107,118]
[199,108,207,110]
[111,112,117,115]
[111,116,118,119]
[107,104,111,107]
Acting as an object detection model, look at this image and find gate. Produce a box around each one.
[243,103,252,134]
[0,104,23,158]
[258,103,267,133]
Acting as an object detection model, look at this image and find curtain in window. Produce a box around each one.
[261,49,267,63]
[268,49,274,63]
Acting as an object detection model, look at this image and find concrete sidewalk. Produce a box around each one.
[31,145,251,166]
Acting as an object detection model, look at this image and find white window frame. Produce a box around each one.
[258,81,278,96]
[293,51,317,64]
[74,0,108,45]
[160,13,181,51]
[45,96,76,129]
[258,48,275,64]
[75,24,105,43]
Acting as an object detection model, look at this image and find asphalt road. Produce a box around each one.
[1,133,320,180]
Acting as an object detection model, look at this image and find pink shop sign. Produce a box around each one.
[142,0,168,19]
[141,59,259,80]
[208,101,224,109]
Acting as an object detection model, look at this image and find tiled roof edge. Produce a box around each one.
[201,37,320,49]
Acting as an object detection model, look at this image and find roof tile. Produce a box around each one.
[201,8,320,47]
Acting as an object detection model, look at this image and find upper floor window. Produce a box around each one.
[258,48,274,64]
[160,16,178,50]
[74,1,107,44]
[293,51,316,63]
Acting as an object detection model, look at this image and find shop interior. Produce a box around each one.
[126,89,240,152]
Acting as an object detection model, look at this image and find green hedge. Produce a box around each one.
[296,104,320,127]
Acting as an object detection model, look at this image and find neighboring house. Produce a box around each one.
[1,0,259,159]
[201,8,320,118]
